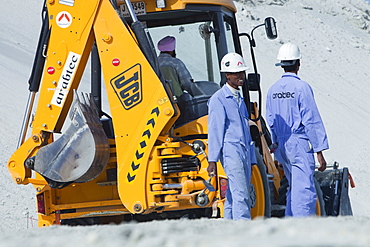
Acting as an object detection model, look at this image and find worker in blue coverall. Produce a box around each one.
[207,53,256,220]
[266,43,329,217]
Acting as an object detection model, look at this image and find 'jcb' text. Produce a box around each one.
[111,64,142,110]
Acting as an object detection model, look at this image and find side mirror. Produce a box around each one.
[264,17,278,40]
[199,23,214,40]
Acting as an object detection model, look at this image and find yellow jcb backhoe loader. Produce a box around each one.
[7,0,353,226]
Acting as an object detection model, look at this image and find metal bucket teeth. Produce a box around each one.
[34,91,110,183]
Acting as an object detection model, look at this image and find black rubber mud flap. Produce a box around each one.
[339,168,353,216]
[314,166,353,216]
[314,177,326,216]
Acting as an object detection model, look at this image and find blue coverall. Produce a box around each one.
[266,72,329,217]
[208,84,256,220]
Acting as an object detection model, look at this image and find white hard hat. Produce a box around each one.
[275,43,301,66]
[220,53,249,73]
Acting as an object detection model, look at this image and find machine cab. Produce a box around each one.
[121,0,243,126]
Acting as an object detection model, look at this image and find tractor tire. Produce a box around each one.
[275,176,326,216]
[250,146,271,218]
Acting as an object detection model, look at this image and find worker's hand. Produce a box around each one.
[317,151,327,172]
[207,161,216,177]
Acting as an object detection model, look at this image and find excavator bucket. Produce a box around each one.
[33,92,110,184]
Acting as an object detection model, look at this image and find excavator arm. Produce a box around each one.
[7,0,176,214]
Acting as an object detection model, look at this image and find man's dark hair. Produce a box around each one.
[282,60,300,72]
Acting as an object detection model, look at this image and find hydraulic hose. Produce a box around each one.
[121,0,178,117]
[239,32,262,122]
[18,1,50,147]
[123,0,160,75]
[28,2,50,92]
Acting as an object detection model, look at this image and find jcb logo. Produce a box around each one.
[111,64,142,110]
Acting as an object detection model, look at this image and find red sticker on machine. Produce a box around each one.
[112,58,120,66]
[47,67,55,74]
